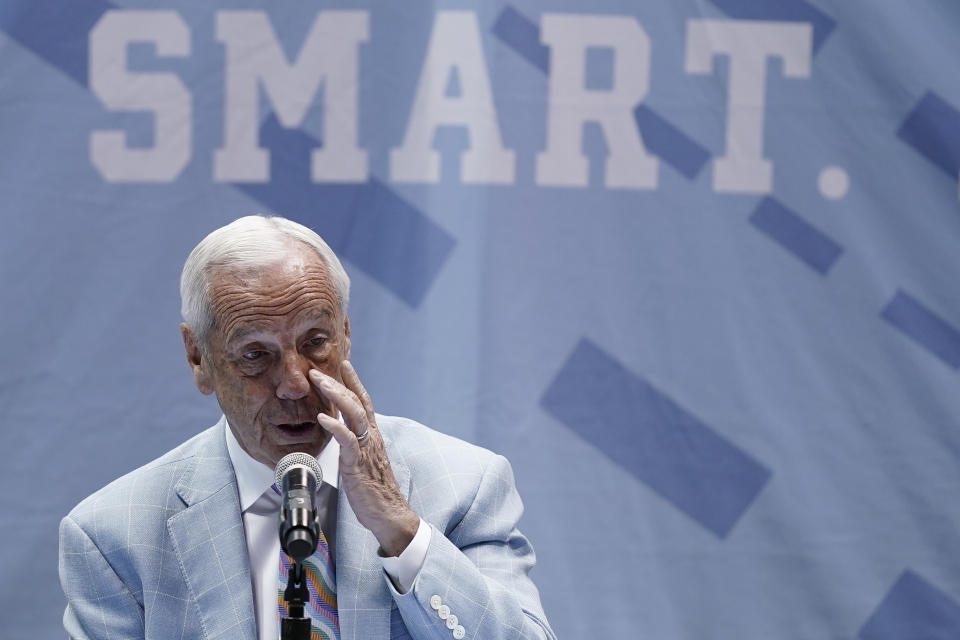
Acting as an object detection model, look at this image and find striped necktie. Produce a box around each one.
[274,485,340,640]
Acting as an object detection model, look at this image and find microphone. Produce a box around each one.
[274,452,323,563]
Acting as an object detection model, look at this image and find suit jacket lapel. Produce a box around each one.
[167,421,257,640]
[336,429,412,639]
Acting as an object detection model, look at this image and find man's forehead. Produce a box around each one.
[207,248,341,345]
[225,309,335,345]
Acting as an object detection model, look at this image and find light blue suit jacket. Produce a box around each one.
[59,416,556,640]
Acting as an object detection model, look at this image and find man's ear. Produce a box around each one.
[180,323,214,395]
[343,316,351,361]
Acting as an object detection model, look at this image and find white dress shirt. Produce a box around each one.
[224,421,431,640]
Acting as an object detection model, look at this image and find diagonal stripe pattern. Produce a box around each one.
[541,339,771,538]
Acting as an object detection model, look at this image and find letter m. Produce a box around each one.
[214,11,369,182]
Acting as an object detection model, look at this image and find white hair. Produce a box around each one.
[180,215,350,342]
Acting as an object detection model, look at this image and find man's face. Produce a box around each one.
[181,247,350,467]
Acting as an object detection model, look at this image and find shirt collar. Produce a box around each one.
[224,418,340,512]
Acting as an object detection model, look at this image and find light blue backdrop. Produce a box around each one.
[2,1,960,637]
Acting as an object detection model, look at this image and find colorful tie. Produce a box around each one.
[274,486,340,640]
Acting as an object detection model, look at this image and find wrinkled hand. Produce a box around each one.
[309,361,419,556]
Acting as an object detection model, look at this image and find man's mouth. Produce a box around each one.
[273,420,320,442]
[276,421,315,433]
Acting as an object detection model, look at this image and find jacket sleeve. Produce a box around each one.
[387,454,557,640]
[59,514,146,640]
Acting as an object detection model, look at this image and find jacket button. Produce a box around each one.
[453,625,466,639]
[446,614,459,630]
[438,604,450,620]
[430,595,442,610]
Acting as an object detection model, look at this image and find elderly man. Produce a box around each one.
[59,215,555,640]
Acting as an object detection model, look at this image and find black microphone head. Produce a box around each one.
[274,452,323,487]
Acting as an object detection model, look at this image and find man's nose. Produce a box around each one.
[276,351,311,400]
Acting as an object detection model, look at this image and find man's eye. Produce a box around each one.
[308,336,327,348]
[242,350,266,361]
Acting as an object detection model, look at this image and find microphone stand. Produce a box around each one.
[280,560,312,640]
